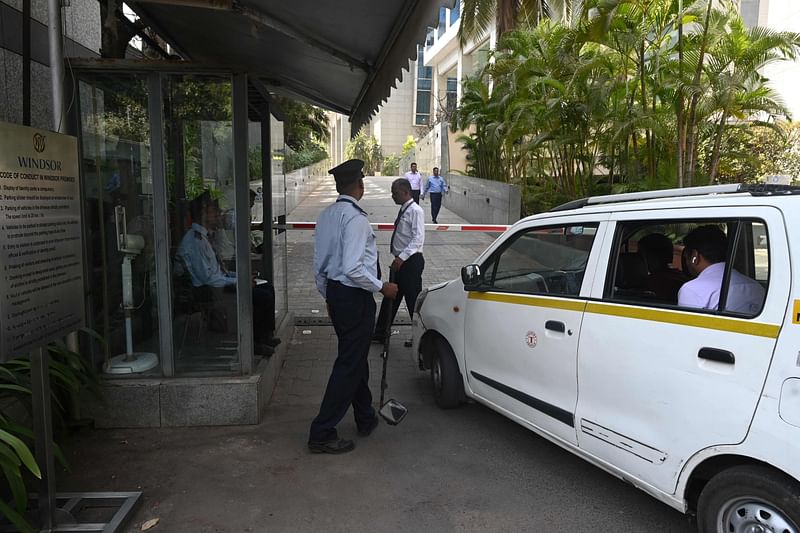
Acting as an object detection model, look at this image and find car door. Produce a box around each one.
[464,215,607,445]
[576,207,788,493]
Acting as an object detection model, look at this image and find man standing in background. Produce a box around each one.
[422,167,448,224]
[404,162,423,204]
[373,179,425,343]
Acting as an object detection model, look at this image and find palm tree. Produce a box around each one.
[701,13,800,182]
[459,0,558,46]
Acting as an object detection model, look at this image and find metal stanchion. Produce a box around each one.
[31,347,57,530]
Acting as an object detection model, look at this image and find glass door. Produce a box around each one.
[78,73,161,375]
[163,74,241,374]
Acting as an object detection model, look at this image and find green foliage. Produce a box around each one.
[284,144,329,173]
[0,329,102,531]
[401,136,417,156]
[383,154,400,176]
[273,96,329,153]
[453,0,800,213]
[698,122,800,184]
[344,131,383,175]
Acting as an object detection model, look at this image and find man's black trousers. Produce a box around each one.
[411,190,421,204]
[252,282,275,342]
[309,280,376,442]
[374,253,424,336]
[430,192,443,222]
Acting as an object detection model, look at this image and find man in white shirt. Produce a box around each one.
[678,225,765,315]
[404,162,423,204]
[310,159,398,454]
[373,179,426,342]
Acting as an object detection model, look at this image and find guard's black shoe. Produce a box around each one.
[254,343,274,356]
[357,416,380,437]
[308,438,355,454]
[267,337,281,347]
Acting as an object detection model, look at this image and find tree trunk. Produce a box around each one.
[708,113,728,183]
[684,0,714,187]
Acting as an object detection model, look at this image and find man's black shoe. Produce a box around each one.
[308,438,355,454]
[357,416,380,437]
[267,337,281,347]
[254,343,274,356]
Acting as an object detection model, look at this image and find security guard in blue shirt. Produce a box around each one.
[309,159,399,454]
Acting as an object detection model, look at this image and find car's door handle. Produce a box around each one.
[698,347,735,364]
[545,320,565,333]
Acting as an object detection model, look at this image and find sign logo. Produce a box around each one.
[525,331,538,348]
[33,133,46,153]
[793,300,800,325]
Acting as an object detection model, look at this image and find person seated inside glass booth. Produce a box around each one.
[174,191,279,355]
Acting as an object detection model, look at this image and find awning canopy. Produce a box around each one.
[131,0,452,131]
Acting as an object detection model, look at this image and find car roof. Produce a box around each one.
[517,183,800,225]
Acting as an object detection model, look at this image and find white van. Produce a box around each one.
[412,184,800,533]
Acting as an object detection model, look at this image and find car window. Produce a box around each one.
[482,224,598,297]
[605,219,768,317]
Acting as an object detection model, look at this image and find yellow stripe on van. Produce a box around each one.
[585,302,780,338]
[467,291,780,339]
[467,291,587,312]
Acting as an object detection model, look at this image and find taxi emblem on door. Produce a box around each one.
[526,331,538,348]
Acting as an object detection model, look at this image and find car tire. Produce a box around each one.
[696,464,800,533]
[431,337,464,409]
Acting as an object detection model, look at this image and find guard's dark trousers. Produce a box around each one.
[309,280,377,442]
[430,192,443,223]
[374,253,424,336]
[252,281,275,341]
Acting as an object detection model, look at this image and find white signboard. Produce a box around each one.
[0,122,84,360]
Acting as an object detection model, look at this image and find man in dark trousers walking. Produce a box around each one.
[422,167,448,223]
[309,159,398,454]
[373,179,425,343]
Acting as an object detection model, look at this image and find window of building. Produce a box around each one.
[605,219,768,317]
[480,224,598,297]
[446,76,458,114]
[450,2,460,25]
[415,45,432,126]
[438,7,447,37]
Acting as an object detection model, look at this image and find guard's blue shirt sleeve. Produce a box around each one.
[341,215,383,293]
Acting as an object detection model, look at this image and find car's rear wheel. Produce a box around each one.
[431,337,463,409]
[696,465,800,533]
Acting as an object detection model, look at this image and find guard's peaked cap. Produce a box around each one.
[329,159,364,186]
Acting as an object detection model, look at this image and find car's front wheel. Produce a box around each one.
[696,465,800,533]
[431,337,464,409]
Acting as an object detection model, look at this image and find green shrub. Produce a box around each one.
[284,145,328,173]
[383,154,400,176]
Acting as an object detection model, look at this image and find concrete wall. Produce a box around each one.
[370,64,415,158]
[0,0,101,127]
[444,173,521,225]
[284,159,329,215]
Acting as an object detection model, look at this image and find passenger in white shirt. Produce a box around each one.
[678,225,765,315]
[404,162,423,204]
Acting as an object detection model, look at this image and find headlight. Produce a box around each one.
[414,288,429,314]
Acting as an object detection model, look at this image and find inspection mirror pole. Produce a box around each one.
[31,346,56,530]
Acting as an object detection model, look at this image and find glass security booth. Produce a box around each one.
[70,62,288,382]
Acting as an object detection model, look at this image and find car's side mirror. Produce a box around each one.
[461,264,484,291]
